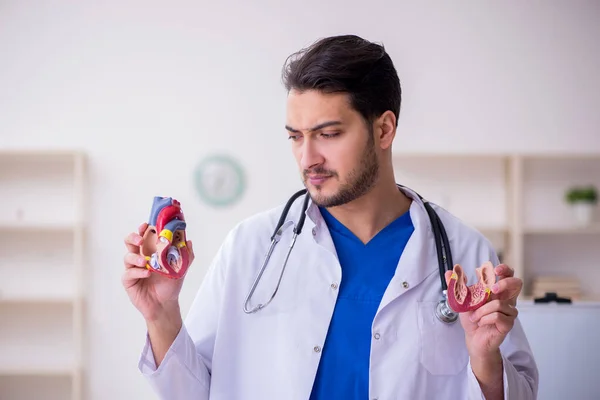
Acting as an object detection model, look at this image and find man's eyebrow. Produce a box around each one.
[285,120,343,133]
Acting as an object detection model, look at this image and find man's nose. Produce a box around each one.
[300,139,324,171]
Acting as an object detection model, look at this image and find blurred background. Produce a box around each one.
[0,1,599,399]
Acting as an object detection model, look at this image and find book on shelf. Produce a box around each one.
[531,275,582,300]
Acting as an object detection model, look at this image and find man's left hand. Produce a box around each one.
[445,264,522,358]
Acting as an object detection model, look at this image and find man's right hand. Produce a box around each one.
[122,222,195,366]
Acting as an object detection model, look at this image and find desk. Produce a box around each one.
[517,300,600,399]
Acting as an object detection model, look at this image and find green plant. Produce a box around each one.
[565,185,598,204]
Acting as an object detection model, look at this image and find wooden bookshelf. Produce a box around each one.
[0,149,86,400]
[392,151,600,301]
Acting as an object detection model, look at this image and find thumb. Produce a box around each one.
[187,240,195,262]
[444,270,452,286]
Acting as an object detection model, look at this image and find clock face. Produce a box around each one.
[194,154,246,207]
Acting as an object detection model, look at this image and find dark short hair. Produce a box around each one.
[281,34,401,127]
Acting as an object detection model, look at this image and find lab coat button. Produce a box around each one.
[402,281,409,289]
[330,282,338,289]
[313,345,321,353]
[373,332,380,340]
[312,227,317,236]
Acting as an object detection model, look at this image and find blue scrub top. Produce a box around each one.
[310,207,414,399]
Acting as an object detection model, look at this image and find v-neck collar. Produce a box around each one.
[318,206,412,247]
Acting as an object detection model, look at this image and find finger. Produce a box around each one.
[122,267,152,288]
[491,277,523,298]
[470,299,518,323]
[124,223,148,252]
[138,222,148,235]
[187,240,195,262]
[444,270,452,286]
[495,264,514,279]
[124,252,148,268]
[124,232,144,253]
[476,311,515,334]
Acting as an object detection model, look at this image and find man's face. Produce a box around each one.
[285,89,379,207]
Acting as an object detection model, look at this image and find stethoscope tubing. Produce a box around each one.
[243,185,459,324]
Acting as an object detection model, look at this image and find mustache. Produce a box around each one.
[303,167,337,178]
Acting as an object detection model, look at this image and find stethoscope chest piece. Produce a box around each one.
[435,291,459,324]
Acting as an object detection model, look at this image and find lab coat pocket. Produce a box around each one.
[416,301,469,375]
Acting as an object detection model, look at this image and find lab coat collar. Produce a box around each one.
[302,185,439,305]
[378,185,440,311]
[303,184,435,236]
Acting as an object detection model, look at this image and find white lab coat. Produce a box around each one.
[138,186,539,399]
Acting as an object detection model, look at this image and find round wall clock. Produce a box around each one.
[193,154,246,207]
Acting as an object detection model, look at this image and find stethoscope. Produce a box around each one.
[242,185,459,325]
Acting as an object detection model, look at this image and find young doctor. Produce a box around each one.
[123,35,538,399]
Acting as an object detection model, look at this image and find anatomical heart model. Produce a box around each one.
[447,261,496,312]
[140,196,191,279]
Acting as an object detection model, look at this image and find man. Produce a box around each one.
[123,34,538,399]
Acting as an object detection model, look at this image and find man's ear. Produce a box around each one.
[376,110,397,150]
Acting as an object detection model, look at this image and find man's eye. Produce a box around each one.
[322,132,340,138]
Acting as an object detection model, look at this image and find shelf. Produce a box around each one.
[0,302,75,373]
[519,297,600,307]
[524,231,599,299]
[392,152,509,160]
[393,155,509,230]
[0,149,85,400]
[392,151,600,160]
[0,294,75,304]
[0,229,76,300]
[0,148,84,159]
[391,152,600,300]
[0,366,74,377]
[0,221,80,232]
[0,153,81,226]
[522,157,600,230]
[0,374,73,400]
[524,225,600,235]
[474,225,509,233]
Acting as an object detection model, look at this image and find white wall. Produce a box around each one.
[1,1,599,399]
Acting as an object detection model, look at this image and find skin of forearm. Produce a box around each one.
[470,349,504,399]
[146,302,183,367]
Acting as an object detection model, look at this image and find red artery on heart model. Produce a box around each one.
[140,196,191,279]
[447,261,496,313]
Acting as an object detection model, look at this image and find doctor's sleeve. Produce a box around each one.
[466,241,539,400]
[137,228,235,399]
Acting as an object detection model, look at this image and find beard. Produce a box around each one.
[303,134,379,207]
